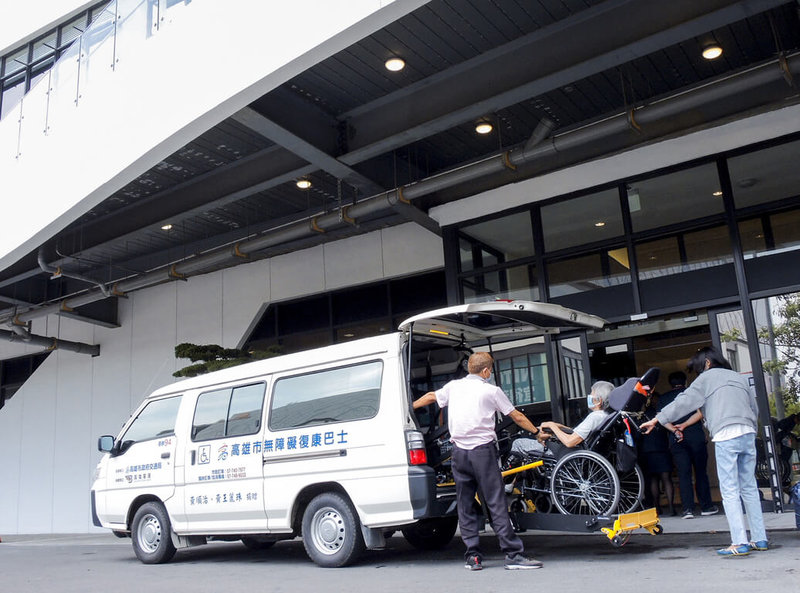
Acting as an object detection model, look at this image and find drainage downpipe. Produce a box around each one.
[0,328,100,356]
[8,53,800,328]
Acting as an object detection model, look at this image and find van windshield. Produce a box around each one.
[121,396,182,446]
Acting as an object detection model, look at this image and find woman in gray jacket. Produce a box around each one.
[640,346,767,557]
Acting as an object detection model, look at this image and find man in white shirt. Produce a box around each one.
[413,352,543,571]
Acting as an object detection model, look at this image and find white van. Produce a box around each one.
[91,300,603,567]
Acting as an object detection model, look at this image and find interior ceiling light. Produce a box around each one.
[296,178,312,189]
[702,44,723,60]
[161,224,173,231]
[384,57,405,72]
[713,191,723,197]
[594,221,606,227]
[475,122,493,134]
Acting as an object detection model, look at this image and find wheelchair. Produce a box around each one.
[501,370,658,519]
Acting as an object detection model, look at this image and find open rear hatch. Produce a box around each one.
[399,300,605,346]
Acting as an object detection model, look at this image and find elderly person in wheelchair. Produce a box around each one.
[510,381,615,459]
[503,376,653,517]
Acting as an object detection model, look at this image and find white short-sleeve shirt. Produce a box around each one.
[435,374,515,450]
[572,409,610,441]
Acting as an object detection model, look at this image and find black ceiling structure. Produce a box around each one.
[1,0,799,330]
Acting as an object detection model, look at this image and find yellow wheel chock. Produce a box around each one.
[601,507,663,547]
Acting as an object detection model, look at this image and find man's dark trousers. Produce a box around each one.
[670,433,713,512]
[451,442,525,560]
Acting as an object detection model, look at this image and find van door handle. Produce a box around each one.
[190,450,196,465]
[161,452,171,459]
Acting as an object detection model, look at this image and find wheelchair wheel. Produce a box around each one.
[550,450,620,516]
[616,463,645,514]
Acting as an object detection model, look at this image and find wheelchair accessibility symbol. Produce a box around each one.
[198,445,210,465]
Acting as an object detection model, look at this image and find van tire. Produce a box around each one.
[131,502,177,564]
[302,492,364,567]
[401,516,458,550]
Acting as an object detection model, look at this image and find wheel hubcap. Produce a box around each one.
[312,507,345,555]
[139,514,161,553]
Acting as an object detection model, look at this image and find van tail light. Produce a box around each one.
[405,430,428,466]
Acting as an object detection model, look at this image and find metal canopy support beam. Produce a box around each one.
[231,107,385,197]
[337,0,789,164]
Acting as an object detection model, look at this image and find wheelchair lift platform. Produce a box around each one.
[503,461,663,545]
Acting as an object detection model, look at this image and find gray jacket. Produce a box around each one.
[655,368,758,438]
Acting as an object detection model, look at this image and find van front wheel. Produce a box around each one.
[302,492,365,567]
[131,502,176,564]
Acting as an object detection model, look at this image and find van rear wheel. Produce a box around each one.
[401,516,458,550]
[131,502,176,564]
[302,492,365,567]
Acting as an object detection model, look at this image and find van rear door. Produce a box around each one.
[398,300,605,345]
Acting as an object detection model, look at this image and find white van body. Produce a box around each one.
[91,301,604,567]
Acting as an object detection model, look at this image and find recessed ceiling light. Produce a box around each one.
[161,224,173,231]
[343,333,355,338]
[384,57,405,72]
[713,191,723,197]
[475,122,493,134]
[594,221,606,227]
[702,44,723,60]
[296,178,312,189]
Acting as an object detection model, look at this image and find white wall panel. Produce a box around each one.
[177,272,223,348]
[270,246,325,302]
[324,233,384,290]
[14,354,59,532]
[381,224,443,278]
[128,283,180,402]
[222,260,270,349]
[0,371,24,532]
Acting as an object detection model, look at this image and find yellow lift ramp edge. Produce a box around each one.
[601,507,663,547]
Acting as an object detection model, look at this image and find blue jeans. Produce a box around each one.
[714,433,767,545]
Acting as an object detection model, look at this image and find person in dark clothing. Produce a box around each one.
[657,371,718,519]
[640,396,675,515]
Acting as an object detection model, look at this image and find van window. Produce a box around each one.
[192,383,265,441]
[270,361,382,431]
[121,396,182,445]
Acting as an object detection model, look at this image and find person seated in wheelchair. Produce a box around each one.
[509,381,615,459]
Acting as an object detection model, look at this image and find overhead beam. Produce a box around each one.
[231,106,385,196]
[337,0,789,164]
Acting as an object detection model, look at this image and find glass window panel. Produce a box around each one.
[636,237,682,280]
[1,74,25,119]
[60,15,87,47]
[729,139,800,209]
[542,188,622,252]
[512,356,532,404]
[32,32,58,62]
[683,225,733,266]
[528,352,550,403]
[459,238,474,272]
[192,389,230,441]
[270,361,382,430]
[629,163,723,232]
[739,218,767,258]
[462,264,538,303]
[122,396,182,444]
[771,209,800,250]
[459,211,535,270]
[742,209,800,294]
[547,250,631,298]
[4,48,28,75]
[227,383,265,437]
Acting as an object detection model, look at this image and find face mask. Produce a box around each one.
[587,394,596,409]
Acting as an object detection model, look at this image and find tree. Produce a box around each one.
[758,294,800,418]
[173,343,281,377]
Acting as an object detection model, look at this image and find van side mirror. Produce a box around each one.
[98,435,115,453]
